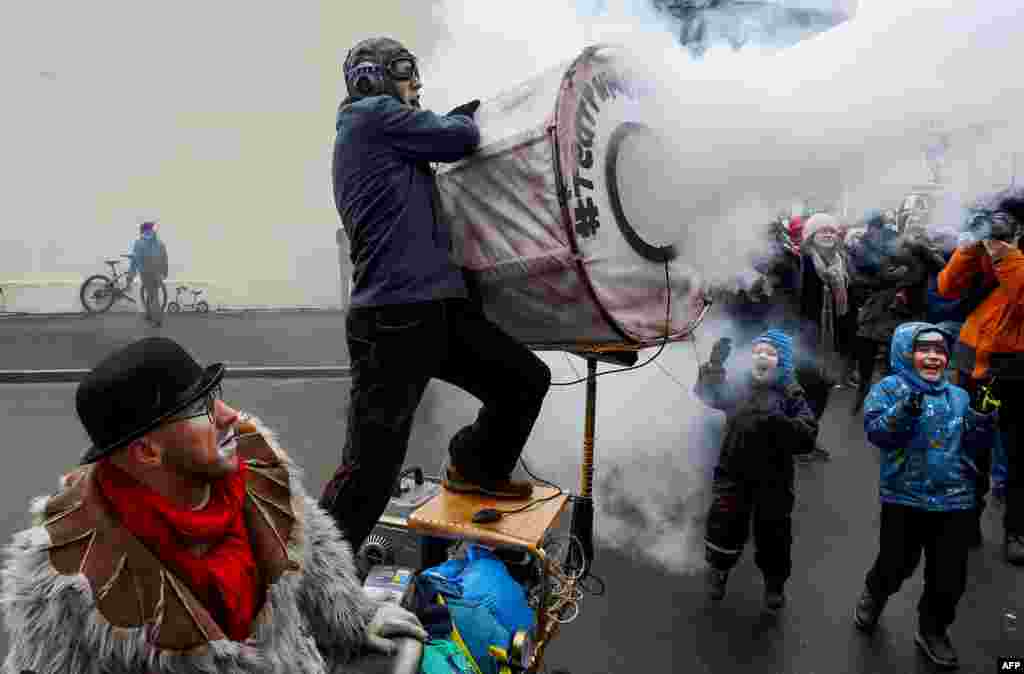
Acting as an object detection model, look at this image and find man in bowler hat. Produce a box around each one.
[1,337,428,674]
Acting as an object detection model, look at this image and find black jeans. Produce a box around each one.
[322,298,551,551]
[705,468,795,585]
[962,375,1022,536]
[864,504,974,632]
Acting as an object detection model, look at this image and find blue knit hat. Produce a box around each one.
[752,329,794,385]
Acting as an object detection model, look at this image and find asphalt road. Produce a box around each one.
[0,311,350,370]
[1,369,1020,673]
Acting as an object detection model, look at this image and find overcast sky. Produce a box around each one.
[0,0,1020,306]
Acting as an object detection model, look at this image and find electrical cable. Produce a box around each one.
[550,258,675,387]
[562,352,583,380]
[487,454,564,517]
[653,359,689,393]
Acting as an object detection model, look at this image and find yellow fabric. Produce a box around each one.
[438,595,485,674]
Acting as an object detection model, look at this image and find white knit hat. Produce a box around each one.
[803,213,840,241]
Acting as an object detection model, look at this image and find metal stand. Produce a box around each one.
[564,349,638,577]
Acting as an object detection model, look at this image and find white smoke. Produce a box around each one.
[417,0,1024,573]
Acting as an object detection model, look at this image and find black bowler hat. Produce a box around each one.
[76,337,225,464]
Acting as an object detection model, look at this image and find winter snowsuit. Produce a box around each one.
[698,331,818,586]
[861,322,998,633]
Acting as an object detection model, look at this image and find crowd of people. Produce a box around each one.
[701,192,1022,668]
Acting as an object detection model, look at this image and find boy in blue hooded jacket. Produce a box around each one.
[696,329,818,611]
[855,322,998,669]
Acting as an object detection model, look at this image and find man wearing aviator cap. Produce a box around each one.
[1,337,428,674]
[326,37,552,553]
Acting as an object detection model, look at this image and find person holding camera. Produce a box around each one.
[854,323,998,669]
[325,37,552,553]
[937,196,1024,565]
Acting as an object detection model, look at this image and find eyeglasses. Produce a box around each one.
[386,55,419,81]
[164,385,222,425]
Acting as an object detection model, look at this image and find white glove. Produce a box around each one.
[365,603,429,656]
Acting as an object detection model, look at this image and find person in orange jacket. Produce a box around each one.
[937,195,1024,565]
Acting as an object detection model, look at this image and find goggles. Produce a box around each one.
[386,54,419,81]
[164,385,223,425]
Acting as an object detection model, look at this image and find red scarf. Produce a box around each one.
[96,460,261,642]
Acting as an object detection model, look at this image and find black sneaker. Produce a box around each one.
[811,446,832,462]
[764,585,786,612]
[915,626,958,669]
[854,586,885,633]
[1006,533,1024,566]
[707,568,729,601]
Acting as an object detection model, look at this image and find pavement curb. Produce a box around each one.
[0,308,348,320]
[0,366,352,383]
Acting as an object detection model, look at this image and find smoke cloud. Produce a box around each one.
[0,0,449,310]
[413,0,1023,573]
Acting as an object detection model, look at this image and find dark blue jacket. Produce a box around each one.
[864,322,997,511]
[332,95,480,308]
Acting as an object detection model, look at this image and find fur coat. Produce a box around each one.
[1,414,380,674]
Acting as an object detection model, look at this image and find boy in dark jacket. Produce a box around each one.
[697,329,818,611]
[854,322,998,669]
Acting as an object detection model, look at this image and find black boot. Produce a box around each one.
[764,579,786,612]
[1006,533,1024,566]
[854,586,886,633]
[915,625,958,669]
[707,568,729,601]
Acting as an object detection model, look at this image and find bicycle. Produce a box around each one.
[167,285,209,313]
[79,256,167,315]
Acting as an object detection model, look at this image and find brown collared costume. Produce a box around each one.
[2,414,381,674]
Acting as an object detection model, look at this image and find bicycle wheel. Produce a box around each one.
[80,275,116,313]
